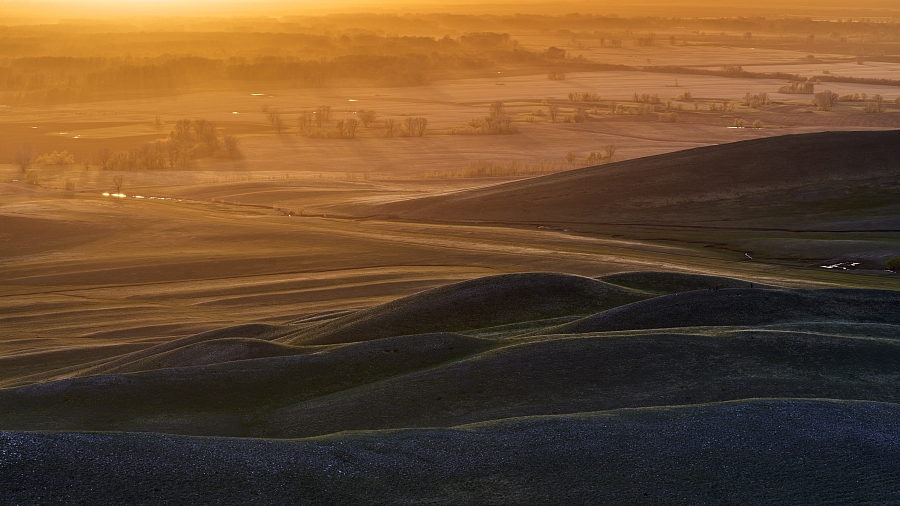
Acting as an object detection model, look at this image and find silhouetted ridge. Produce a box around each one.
[600,271,778,294]
[368,130,900,227]
[545,288,900,334]
[280,272,646,345]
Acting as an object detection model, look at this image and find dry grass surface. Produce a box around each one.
[2,276,900,439]
[1,30,900,503]
[368,130,900,230]
[3,399,900,505]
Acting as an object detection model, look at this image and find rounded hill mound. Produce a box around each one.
[600,271,777,294]
[280,272,646,345]
[545,288,900,335]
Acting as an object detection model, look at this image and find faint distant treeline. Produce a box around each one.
[421,159,568,179]
[97,119,241,171]
[644,65,900,88]
[0,32,553,104]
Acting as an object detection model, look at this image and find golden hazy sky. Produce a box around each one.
[1,0,897,23]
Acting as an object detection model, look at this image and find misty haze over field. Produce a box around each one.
[1,1,900,503]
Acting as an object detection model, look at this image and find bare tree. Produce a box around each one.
[172,119,194,143]
[547,71,566,81]
[548,105,560,123]
[315,106,332,127]
[345,118,359,138]
[604,144,617,162]
[384,118,395,137]
[25,168,40,185]
[298,111,314,135]
[413,117,428,137]
[267,110,285,133]
[194,120,219,150]
[223,135,242,159]
[357,110,377,127]
[583,151,604,165]
[489,101,505,117]
[96,148,112,170]
[335,120,346,138]
[564,151,578,165]
[402,117,427,137]
[112,175,124,194]
[165,141,181,168]
[864,94,886,113]
[15,144,34,173]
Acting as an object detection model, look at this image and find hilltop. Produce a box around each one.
[365,130,900,231]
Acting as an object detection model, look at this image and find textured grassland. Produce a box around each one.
[3,400,900,505]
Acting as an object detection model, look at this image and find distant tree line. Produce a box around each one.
[779,80,816,94]
[645,65,900,89]
[0,31,596,104]
[295,105,425,139]
[568,92,600,102]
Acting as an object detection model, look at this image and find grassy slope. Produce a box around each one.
[599,271,780,293]
[359,130,900,268]
[544,287,900,334]
[2,285,900,438]
[2,271,900,501]
[369,130,900,228]
[3,399,900,505]
[278,272,647,345]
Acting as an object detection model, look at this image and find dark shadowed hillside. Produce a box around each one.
[367,130,900,231]
[2,270,900,503]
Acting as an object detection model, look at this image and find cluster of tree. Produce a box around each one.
[357,110,377,127]
[296,106,378,138]
[567,92,600,102]
[613,103,656,115]
[546,47,567,60]
[422,159,566,179]
[863,94,887,113]
[646,65,900,89]
[836,92,900,106]
[839,93,867,102]
[779,80,816,94]
[658,112,680,123]
[400,117,428,137]
[34,150,75,166]
[95,118,241,170]
[547,71,566,81]
[743,92,771,108]
[335,119,360,138]
[297,106,334,137]
[294,106,426,138]
[633,93,661,104]
[812,90,840,111]
[674,91,693,101]
[265,107,287,133]
[707,100,737,112]
[733,118,764,128]
[565,145,617,167]
[453,101,518,135]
